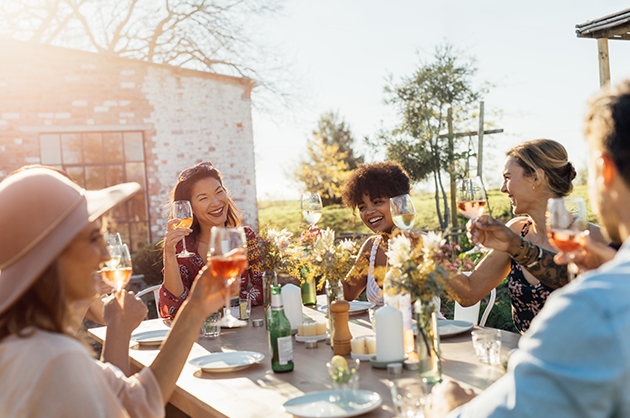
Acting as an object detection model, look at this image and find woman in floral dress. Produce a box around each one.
[159,162,263,319]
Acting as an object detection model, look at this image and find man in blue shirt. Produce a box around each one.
[432,79,630,417]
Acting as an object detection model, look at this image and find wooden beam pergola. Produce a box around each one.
[576,8,630,87]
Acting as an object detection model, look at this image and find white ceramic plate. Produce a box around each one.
[131,329,169,347]
[295,333,328,343]
[282,390,382,418]
[413,320,474,337]
[317,301,375,316]
[188,351,264,373]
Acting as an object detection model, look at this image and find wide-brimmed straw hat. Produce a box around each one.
[0,167,140,314]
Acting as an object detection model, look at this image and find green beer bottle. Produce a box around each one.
[268,284,294,373]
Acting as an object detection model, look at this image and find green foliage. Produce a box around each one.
[294,112,363,206]
[377,43,487,230]
[132,242,164,287]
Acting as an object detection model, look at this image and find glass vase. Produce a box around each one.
[263,270,278,329]
[300,266,317,306]
[414,298,442,384]
[326,278,344,348]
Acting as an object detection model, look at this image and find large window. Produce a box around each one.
[39,131,149,252]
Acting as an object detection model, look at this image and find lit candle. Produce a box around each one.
[375,305,404,362]
[302,322,317,336]
[365,336,377,355]
[350,337,366,354]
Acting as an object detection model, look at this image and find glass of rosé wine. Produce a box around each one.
[208,226,248,328]
[457,176,488,253]
[100,242,133,301]
[546,197,588,281]
[172,200,194,258]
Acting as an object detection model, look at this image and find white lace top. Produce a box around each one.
[366,235,384,306]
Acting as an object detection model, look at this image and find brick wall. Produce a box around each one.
[0,39,258,243]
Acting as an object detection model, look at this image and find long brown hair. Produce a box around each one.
[168,162,242,248]
[0,264,73,342]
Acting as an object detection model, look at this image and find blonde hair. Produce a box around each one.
[507,139,576,197]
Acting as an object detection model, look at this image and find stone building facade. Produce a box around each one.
[0,39,258,251]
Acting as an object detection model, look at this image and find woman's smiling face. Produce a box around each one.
[189,177,229,228]
[358,193,395,234]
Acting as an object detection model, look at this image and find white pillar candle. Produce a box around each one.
[280,284,303,332]
[315,322,327,336]
[297,324,305,336]
[351,337,366,354]
[365,336,377,355]
[302,322,317,336]
[375,305,404,362]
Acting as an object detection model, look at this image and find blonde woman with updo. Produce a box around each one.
[447,139,607,333]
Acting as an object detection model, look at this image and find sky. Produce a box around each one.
[250,1,630,201]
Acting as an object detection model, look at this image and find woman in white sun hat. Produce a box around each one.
[0,167,237,417]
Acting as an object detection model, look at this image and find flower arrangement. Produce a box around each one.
[257,228,301,275]
[301,228,358,291]
[384,231,474,301]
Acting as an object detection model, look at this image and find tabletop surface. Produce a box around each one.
[89,299,519,418]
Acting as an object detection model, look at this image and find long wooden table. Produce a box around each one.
[89,302,519,417]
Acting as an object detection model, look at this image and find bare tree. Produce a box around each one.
[0,0,293,108]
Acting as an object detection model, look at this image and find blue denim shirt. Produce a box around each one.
[450,239,630,417]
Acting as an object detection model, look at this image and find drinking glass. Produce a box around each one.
[208,226,248,328]
[456,176,488,253]
[546,197,588,281]
[101,243,133,292]
[389,377,428,417]
[172,200,194,258]
[390,194,417,233]
[471,328,502,365]
[301,192,323,226]
[106,232,123,268]
[326,358,360,390]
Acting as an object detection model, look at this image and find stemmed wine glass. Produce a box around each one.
[172,200,194,258]
[546,197,588,281]
[208,226,249,328]
[101,242,133,299]
[301,192,323,226]
[456,176,488,253]
[389,194,417,233]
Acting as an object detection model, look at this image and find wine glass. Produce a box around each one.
[106,232,123,268]
[456,177,488,253]
[390,194,417,233]
[546,197,588,281]
[101,243,133,293]
[172,200,194,258]
[208,226,248,328]
[301,192,323,226]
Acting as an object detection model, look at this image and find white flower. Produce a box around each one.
[339,239,355,253]
[269,228,292,253]
[314,228,335,254]
[422,231,444,255]
[386,234,412,268]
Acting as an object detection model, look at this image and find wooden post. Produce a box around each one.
[597,38,611,87]
[448,108,457,229]
[477,101,484,178]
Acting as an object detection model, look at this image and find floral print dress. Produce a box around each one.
[507,220,554,334]
[158,225,263,319]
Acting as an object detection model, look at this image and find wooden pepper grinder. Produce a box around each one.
[330,300,352,355]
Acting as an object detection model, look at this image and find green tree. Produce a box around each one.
[378,43,485,230]
[295,112,362,206]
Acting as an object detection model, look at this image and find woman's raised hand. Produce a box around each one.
[468,215,520,253]
[103,290,148,334]
[163,218,191,257]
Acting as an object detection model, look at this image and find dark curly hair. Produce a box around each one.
[341,161,411,211]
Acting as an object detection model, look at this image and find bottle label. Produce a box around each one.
[277,336,293,365]
[271,293,283,309]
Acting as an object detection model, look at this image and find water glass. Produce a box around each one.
[389,377,428,417]
[201,311,222,338]
[326,358,360,390]
[471,329,502,365]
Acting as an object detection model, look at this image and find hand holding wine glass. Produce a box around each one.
[457,177,488,253]
[301,192,323,226]
[101,243,133,295]
[172,200,194,258]
[208,226,248,328]
[546,197,588,280]
[389,194,416,233]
